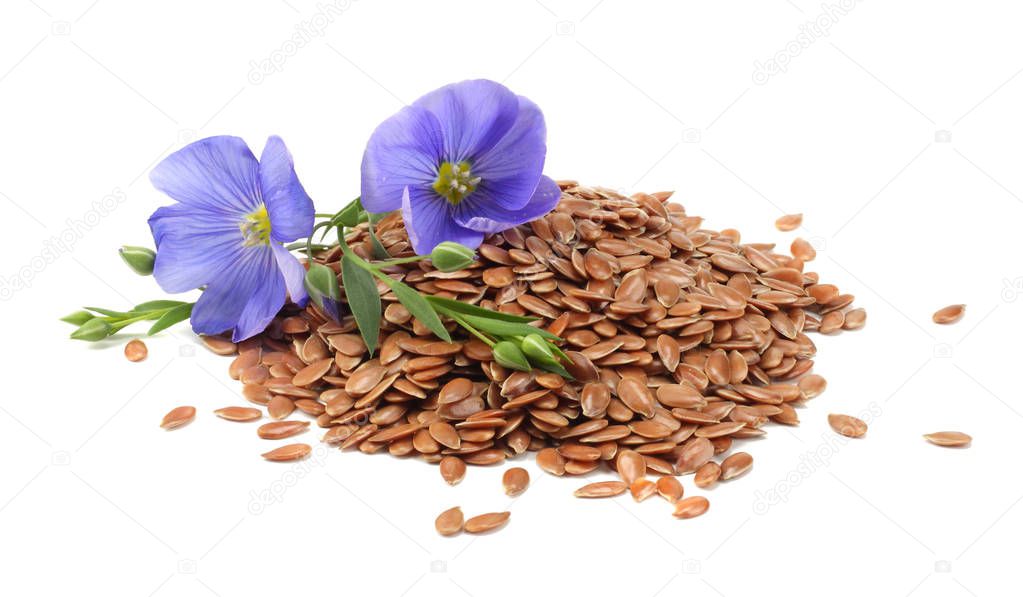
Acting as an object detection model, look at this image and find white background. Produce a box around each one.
[1,1,1021,595]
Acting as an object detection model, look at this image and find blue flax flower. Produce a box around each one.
[361,79,561,254]
[148,136,314,341]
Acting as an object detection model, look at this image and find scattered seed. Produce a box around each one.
[214,406,262,422]
[463,511,510,534]
[720,452,753,480]
[673,496,710,519]
[257,420,310,440]
[828,414,867,438]
[630,478,657,501]
[656,476,684,502]
[439,456,467,485]
[694,462,721,488]
[261,443,311,461]
[933,304,965,324]
[923,431,972,448]
[503,467,530,496]
[574,481,628,498]
[124,339,148,362]
[775,213,803,231]
[160,406,195,430]
[435,506,464,536]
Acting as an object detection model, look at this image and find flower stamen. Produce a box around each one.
[239,204,271,246]
[433,161,479,205]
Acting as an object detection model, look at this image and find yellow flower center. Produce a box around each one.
[240,204,271,246]
[432,161,480,205]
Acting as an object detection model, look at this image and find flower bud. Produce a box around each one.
[61,310,95,326]
[492,340,531,372]
[70,318,112,341]
[430,242,476,272]
[304,262,343,322]
[119,245,156,275]
[521,334,560,368]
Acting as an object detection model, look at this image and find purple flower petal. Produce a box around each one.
[189,244,286,342]
[148,203,245,293]
[401,186,483,254]
[361,105,445,213]
[470,95,548,210]
[259,136,314,243]
[149,136,261,214]
[271,242,308,307]
[454,176,561,234]
[415,79,519,162]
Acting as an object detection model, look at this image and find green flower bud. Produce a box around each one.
[430,241,476,273]
[119,245,156,276]
[521,334,560,368]
[492,340,531,372]
[70,318,112,341]
[304,262,343,322]
[61,310,95,326]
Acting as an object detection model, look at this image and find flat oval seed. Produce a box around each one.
[630,478,657,501]
[161,406,195,430]
[502,467,530,496]
[435,506,464,536]
[673,496,710,519]
[798,374,827,399]
[439,456,467,485]
[775,213,803,231]
[932,304,965,324]
[720,452,753,480]
[214,406,262,422]
[923,431,972,447]
[656,476,684,502]
[574,481,628,498]
[261,443,311,461]
[124,339,148,362]
[694,462,721,488]
[429,421,461,449]
[615,450,646,485]
[536,447,566,476]
[463,511,510,534]
[828,413,867,438]
[257,420,310,440]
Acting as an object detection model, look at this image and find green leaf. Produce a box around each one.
[335,197,363,228]
[425,296,536,323]
[367,224,390,260]
[450,313,561,342]
[377,275,451,342]
[148,303,193,335]
[341,254,381,354]
[131,300,188,312]
[84,306,132,318]
[71,318,112,341]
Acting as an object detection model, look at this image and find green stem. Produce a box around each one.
[107,307,174,332]
[446,311,496,347]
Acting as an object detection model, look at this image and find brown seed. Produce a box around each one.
[694,462,721,488]
[844,308,867,330]
[257,420,310,440]
[439,456,467,485]
[292,358,332,387]
[791,237,816,261]
[503,467,530,496]
[124,339,148,362]
[214,406,262,422]
[673,496,710,519]
[923,431,972,447]
[656,476,684,502]
[429,421,461,449]
[720,452,753,480]
[798,374,827,399]
[828,413,867,438]
[261,443,311,462]
[574,481,628,498]
[630,478,657,501]
[932,304,965,324]
[615,450,646,485]
[267,395,296,419]
[676,438,714,473]
[536,447,566,476]
[775,213,803,231]
[617,377,656,418]
[463,511,510,534]
[160,406,195,430]
[435,506,464,536]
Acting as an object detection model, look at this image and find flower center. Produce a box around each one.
[432,161,480,205]
[239,204,271,247]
